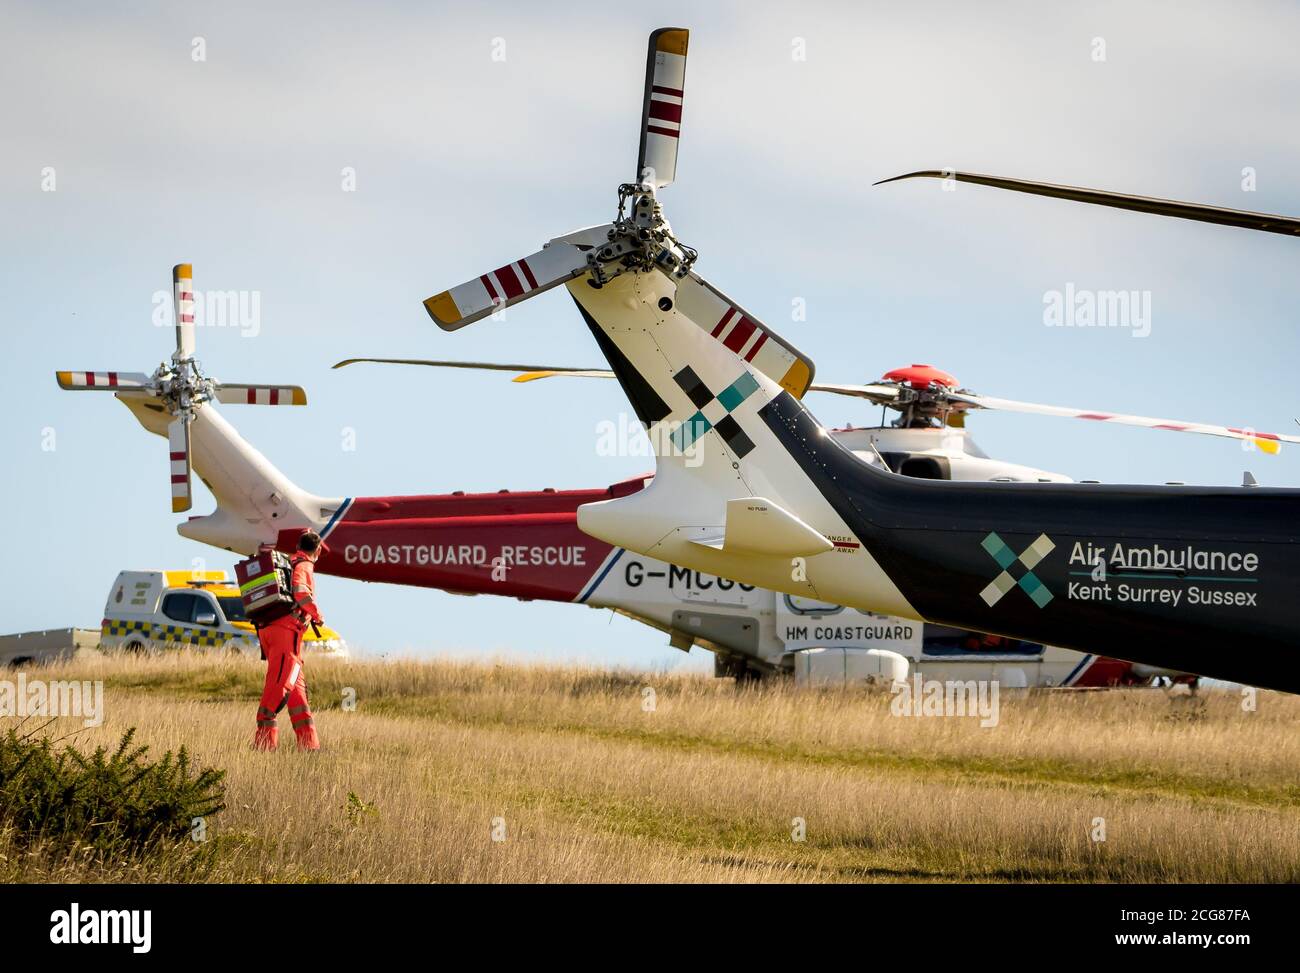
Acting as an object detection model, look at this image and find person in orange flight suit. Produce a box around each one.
[253,531,325,751]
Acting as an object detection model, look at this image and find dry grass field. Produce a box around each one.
[3,651,1299,883]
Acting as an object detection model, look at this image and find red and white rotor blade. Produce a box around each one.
[167,416,193,513]
[636,28,689,189]
[422,240,596,332]
[214,384,307,406]
[173,263,196,359]
[55,370,152,391]
[950,391,1300,454]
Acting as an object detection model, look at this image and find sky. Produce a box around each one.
[3,0,1299,669]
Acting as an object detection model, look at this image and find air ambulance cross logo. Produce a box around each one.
[980,532,1056,608]
[669,366,758,458]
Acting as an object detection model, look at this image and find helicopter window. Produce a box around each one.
[921,630,1044,657]
[782,594,844,616]
[898,456,949,480]
[878,451,906,472]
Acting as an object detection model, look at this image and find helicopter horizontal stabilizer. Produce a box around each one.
[687,497,834,558]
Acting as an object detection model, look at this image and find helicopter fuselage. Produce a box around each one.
[763,390,1300,692]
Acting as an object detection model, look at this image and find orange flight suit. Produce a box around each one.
[253,553,322,751]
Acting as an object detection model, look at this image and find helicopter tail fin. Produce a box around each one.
[566,270,914,615]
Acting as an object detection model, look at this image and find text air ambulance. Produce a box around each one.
[100,570,347,657]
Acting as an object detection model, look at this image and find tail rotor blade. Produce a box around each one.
[636,28,689,189]
[56,370,153,391]
[173,263,196,359]
[167,416,193,513]
[214,384,307,406]
[422,238,598,331]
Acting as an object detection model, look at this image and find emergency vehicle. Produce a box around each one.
[99,570,347,657]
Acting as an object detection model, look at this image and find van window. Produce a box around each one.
[217,596,247,622]
[161,592,200,623]
[190,593,221,625]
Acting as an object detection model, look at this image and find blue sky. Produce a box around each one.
[3,1,1298,668]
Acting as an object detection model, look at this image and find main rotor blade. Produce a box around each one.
[949,390,1300,454]
[332,358,614,382]
[335,359,912,405]
[808,382,902,405]
[167,416,193,513]
[56,370,153,391]
[875,170,1300,237]
[173,263,196,358]
[636,27,689,189]
[214,384,307,405]
[511,369,615,382]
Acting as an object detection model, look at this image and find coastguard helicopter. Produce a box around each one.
[395,27,1300,693]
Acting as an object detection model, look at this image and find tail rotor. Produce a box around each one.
[421,28,698,333]
[55,263,308,513]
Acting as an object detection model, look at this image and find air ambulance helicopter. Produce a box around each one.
[54,259,1293,689]
[389,27,1300,694]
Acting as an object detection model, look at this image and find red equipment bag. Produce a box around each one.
[234,548,296,624]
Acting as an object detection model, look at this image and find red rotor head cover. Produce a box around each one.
[881,364,958,389]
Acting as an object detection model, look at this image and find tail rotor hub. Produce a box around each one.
[590,184,697,285]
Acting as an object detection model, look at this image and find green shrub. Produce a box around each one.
[0,723,225,859]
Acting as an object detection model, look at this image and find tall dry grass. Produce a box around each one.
[3,651,1297,883]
